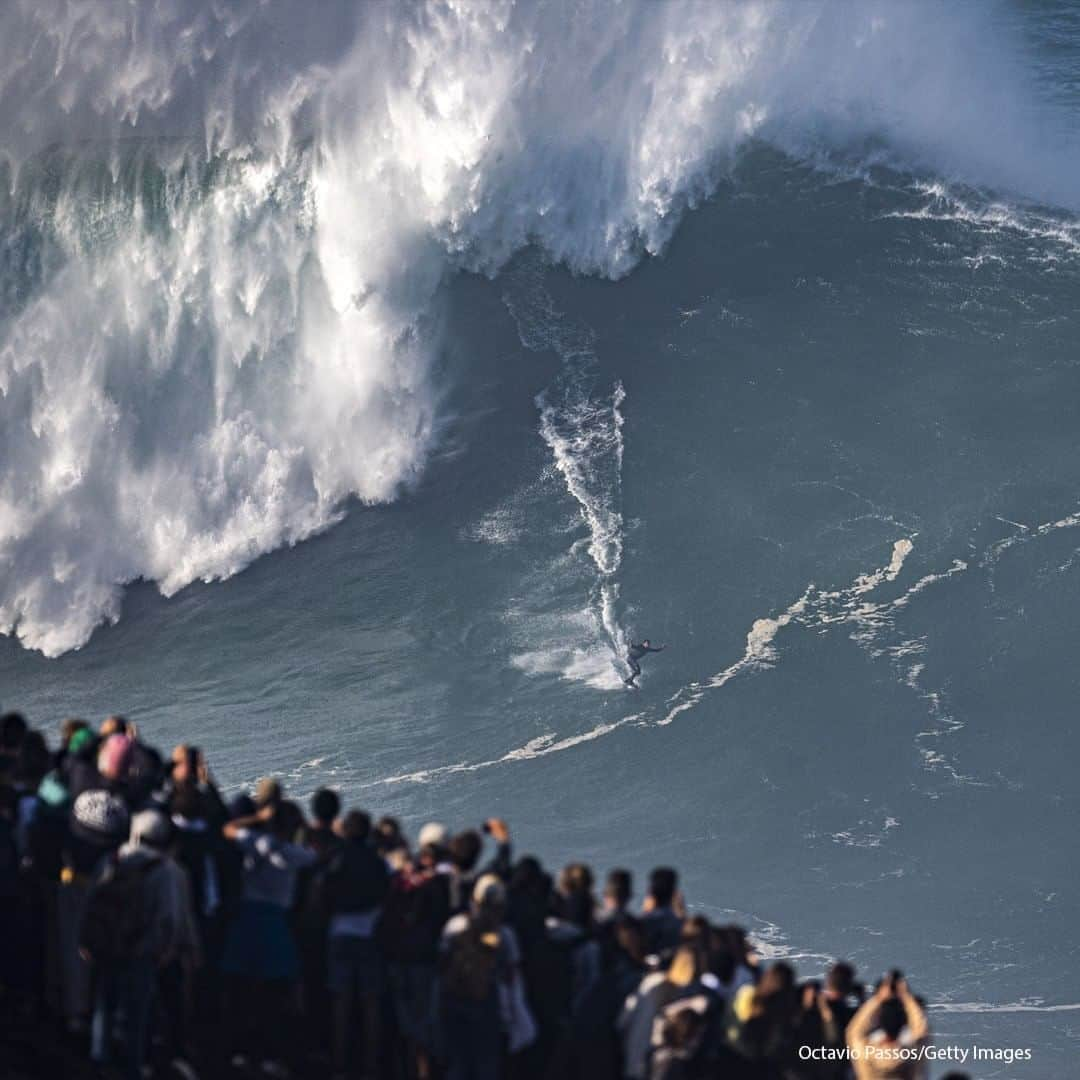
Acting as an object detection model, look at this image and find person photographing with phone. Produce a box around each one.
[845,970,930,1079]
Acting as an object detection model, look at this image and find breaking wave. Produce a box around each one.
[1,0,1078,654]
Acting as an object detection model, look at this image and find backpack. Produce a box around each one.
[79,859,160,966]
[441,924,505,1003]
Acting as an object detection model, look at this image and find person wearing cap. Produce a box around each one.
[56,788,131,1034]
[221,799,316,1073]
[438,874,537,1077]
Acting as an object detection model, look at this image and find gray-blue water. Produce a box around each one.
[2,3,1080,1075]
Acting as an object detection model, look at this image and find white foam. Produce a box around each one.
[502,267,629,687]
[368,712,644,788]
[929,1000,1080,1014]
[660,592,812,726]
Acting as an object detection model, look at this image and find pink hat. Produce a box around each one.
[98,733,135,781]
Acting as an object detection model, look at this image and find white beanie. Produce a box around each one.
[418,821,448,850]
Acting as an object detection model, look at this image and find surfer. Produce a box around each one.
[624,639,667,687]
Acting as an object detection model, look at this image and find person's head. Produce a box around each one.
[14,730,51,786]
[666,942,707,987]
[613,914,648,967]
[878,998,907,1040]
[310,787,340,827]
[170,744,200,787]
[662,1006,704,1051]
[509,855,549,900]
[707,925,737,984]
[605,868,632,910]
[471,873,507,927]
[416,843,440,869]
[642,639,651,648]
[680,914,710,947]
[558,862,593,895]
[273,800,305,842]
[826,961,857,998]
[448,829,483,873]
[97,734,134,783]
[128,808,172,851]
[67,727,96,758]
[341,809,371,843]
[99,715,129,738]
[0,712,27,750]
[759,961,796,997]
[375,815,404,853]
[418,821,448,855]
[255,777,283,810]
[557,863,595,928]
[648,866,678,908]
[753,961,799,1023]
[72,789,131,850]
[60,718,88,747]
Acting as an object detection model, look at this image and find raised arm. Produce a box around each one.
[897,980,929,1042]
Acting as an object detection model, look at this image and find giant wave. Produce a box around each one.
[0,0,1077,655]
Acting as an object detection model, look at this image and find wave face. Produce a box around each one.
[0,0,1077,655]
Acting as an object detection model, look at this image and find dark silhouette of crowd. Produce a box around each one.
[0,709,957,1080]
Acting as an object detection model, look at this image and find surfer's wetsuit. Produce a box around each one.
[625,641,665,685]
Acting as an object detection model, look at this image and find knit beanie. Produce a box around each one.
[67,727,95,756]
[72,789,130,847]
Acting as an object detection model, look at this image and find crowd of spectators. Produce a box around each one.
[0,709,965,1080]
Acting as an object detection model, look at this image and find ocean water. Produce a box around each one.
[2,1,1080,1073]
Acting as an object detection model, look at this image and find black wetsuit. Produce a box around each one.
[625,642,664,684]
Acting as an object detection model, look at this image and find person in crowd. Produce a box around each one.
[221,797,316,1075]
[374,815,411,870]
[81,808,199,1080]
[619,937,719,1080]
[309,786,342,857]
[649,1006,709,1080]
[255,776,284,810]
[727,960,806,1075]
[439,873,535,1080]
[846,972,930,1080]
[384,823,452,1080]
[321,809,391,1080]
[445,818,512,913]
[602,867,633,920]
[58,788,131,1034]
[0,711,29,777]
[703,924,756,1005]
[169,782,230,1065]
[641,867,684,957]
[823,960,863,1032]
[296,785,343,1061]
[550,914,648,1080]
